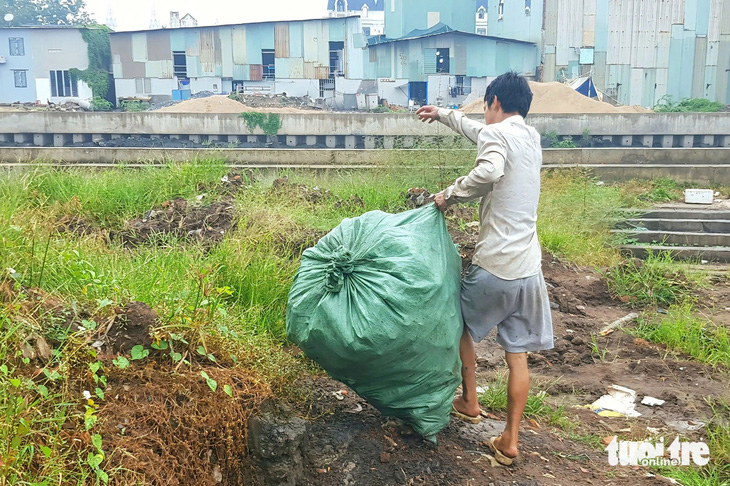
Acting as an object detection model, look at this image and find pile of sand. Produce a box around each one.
[156,95,306,114]
[461,81,651,114]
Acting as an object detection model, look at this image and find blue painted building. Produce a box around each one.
[535,0,729,107]
[0,26,95,104]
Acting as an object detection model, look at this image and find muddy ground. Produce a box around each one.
[14,181,730,485]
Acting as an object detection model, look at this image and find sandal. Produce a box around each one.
[485,436,517,466]
[451,404,482,424]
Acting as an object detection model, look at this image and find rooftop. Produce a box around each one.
[367,22,535,46]
[327,0,385,11]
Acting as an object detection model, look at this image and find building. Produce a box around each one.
[491,0,730,107]
[0,26,95,104]
[365,23,538,106]
[328,0,385,36]
[170,12,198,29]
[110,16,367,106]
[476,1,488,35]
[486,0,542,44]
[384,0,476,39]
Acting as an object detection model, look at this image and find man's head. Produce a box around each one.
[483,71,533,125]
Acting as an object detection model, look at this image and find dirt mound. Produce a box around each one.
[106,301,157,353]
[155,95,308,114]
[113,197,236,248]
[461,81,651,114]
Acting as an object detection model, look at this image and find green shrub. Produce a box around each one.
[654,96,725,113]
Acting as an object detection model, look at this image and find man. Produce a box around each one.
[416,71,553,465]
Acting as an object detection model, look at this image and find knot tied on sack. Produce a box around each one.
[324,246,355,292]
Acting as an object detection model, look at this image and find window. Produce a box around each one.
[9,37,24,56]
[173,51,188,78]
[319,78,335,98]
[363,26,371,36]
[50,70,78,97]
[525,0,531,14]
[336,0,345,12]
[135,78,152,94]
[436,48,449,73]
[499,0,504,18]
[329,41,344,78]
[478,7,485,20]
[13,70,27,88]
[477,28,486,35]
[262,49,275,80]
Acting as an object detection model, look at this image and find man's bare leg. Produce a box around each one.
[494,351,529,458]
[453,327,481,417]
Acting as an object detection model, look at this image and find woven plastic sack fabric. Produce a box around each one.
[286,204,463,438]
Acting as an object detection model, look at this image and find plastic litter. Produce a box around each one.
[641,396,665,407]
[587,384,641,417]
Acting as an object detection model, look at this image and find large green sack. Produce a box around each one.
[286,204,463,438]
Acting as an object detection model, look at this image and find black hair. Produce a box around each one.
[484,71,533,118]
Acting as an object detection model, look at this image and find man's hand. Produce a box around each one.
[434,192,448,212]
[416,105,440,124]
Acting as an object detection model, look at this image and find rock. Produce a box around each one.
[571,337,584,346]
[563,334,574,342]
[380,452,391,463]
[248,413,308,486]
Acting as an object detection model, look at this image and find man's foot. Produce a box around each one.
[453,395,481,418]
[492,435,519,459]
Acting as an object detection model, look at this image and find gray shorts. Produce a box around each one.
[461,264,553,353]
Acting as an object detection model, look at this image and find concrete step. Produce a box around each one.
[612,229,730,247]
[619,218,730,233]
[620,244,730,263]
[638,209,730,220]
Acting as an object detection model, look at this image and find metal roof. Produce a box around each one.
[367,22,535,46]
[109,15,361,35]
[327,0,385,11]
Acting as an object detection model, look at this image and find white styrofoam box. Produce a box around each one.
[684,189,714,204]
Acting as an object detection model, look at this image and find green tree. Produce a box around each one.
[1,0,93,26]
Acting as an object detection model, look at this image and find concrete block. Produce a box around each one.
[641,135,653,147]
[364,136,376,149]
[681,135,694,148]
[189,135,202,143]
[662,135,674,148]
[305,136,317,146]
[344,135,356,149]
[702,135,715,146]
[33,134,52,146]
[170,134,181,140]
[72,134,89,144]
[110,134,122,140]
[325,136,337,148]
[286,135,298,147]
[247,135,258,144]
[383,136,395,149]
[91,134,106,143]
[621,136,632,147]
[402,136,415,148]
[227,135,240,144]
[723,135,730,148]
[13,134,30,144]
[0,134,9,142]
[150,134,161,140]
[601,135,613,143]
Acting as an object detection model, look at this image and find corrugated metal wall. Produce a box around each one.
[543,0,730,107]
[111,17,362,87]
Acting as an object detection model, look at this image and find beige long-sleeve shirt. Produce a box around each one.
[438,108,543,280]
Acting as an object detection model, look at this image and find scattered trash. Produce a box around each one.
[646,427,660,435]
[543,473,557,479]
[316,468,327,474]
[667,420,705,432]
[600,313,639,336]
[196,194,206,202]
[346,403,363,414]
[641,396,665,407]
[476,386,487,394]
[647,473,681,484]
[332,391,346,401]
[602,436,616,446]
[465,221,480,228]
[212,464,222,483]
[596,181,605,186]
[657,308,668,314]
[701,260,709,264]
[587,385,641,417]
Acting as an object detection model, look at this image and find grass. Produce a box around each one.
[478,373,572,429]
[0,162,725,483]
[654,95,726,113]
[632,303,730,368]
[605,250,706,308]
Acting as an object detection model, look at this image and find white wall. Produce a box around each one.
[274,79,319,98]
[189,77,223,94]
[378,79,409,106]
[35,79,51,104]
[114,79,136,98]
[334,78,363,110]
[150,78,177,97]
